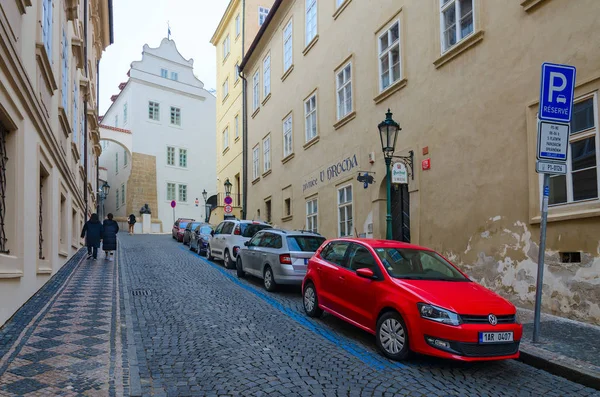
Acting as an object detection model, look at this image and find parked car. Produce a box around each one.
[175,221,190,242]
[190,224,214,255]
[236,229,326,291]
[183,222,204,246]
[207,219,272,268]
[172,218,194,239]
[302,238,523,362]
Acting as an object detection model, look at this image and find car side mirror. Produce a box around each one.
[244,241,250,247]
[210,230,215,236]
[356,268,376,280]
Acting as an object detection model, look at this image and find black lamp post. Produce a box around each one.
[377,109,401,240]
[224,178,232,197]
[202,189,208,222]
[202,189,208,203]
[98,182,110,219]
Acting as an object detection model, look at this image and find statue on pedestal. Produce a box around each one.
[139,203,152,215]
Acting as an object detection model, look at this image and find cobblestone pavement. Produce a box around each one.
[120,234,599,397]
[0,250,127,396]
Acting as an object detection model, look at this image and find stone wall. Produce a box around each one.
[126,153,162,231]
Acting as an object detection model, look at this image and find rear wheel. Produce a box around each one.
[236,257,245,278]
[303,282,322,317]
[224,250,234,269]
[376,311,411,361]
[263,266,276,292]
[206,245,214,260]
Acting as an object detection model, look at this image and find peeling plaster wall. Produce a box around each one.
[444,217,600,326]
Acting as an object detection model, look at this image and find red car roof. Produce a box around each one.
[326,238,434,252]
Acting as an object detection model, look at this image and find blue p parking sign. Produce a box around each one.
[539,63,576,123]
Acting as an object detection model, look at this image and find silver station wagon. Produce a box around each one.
[235,229,326,292]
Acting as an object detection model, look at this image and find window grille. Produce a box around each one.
[0,126,8,253]
[39,176,45,260]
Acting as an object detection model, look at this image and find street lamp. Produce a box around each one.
[202,189,207,203]
[378,109,401,240]
[102,182,111,198]
[202,189,209,222]
[224,178,232,197]
[97,182,110,219]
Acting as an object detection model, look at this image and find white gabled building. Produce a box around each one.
[100,38,216,231]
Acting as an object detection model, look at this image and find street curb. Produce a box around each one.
[518,350,600,391]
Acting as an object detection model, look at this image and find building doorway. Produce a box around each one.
[391,184,410,242]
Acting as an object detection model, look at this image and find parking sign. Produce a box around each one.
[539,63,576,123]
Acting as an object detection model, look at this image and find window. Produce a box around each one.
[123,149,128,166]
[61,28,68,110]
[115,152,119,173]
[283,114,293,157]
[167,183,176,201]
[548,95,599,205]
[116,189,119,209]
[253,71,260,111]
[305,94,317,142]
[306,198,318,233]
[171,71,178,81]
[235,115,240,139]
[234,63,240,83]
[221,222,234,235]
[336,62,352,119]
[379,21,401,91]
[321,242,350,267]
[284,198,291,216]
[235,14,241,37]
[265,199,272,223]
[283,20,293,72]
[259,7,270,26]
[223,79,229,99]
[223,127,229,151]
[375,248,468,281]
[121,185,125,205]
[115,115,118,128]
[252,145,260,180]
[123,102,128,124]
[260,233,283,249]
[263,54,271,97]
[338,185,353,237]
[305,0,317,45]
[170,106,181,126]
[42,0,53,61]
[149,101,160,121]
[72,81,78,143]
[336,0,345,7]
[347,244,378,272]
[263,135,271,172]
[161,68,168,78]
[167,147,175,166]
[440,0,474,53]
[179,148,187,168]
[223,35,230,60]
[178,184,188,202]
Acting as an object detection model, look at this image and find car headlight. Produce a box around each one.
[417,303,461,326]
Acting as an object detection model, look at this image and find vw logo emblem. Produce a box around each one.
[488,314,498,326]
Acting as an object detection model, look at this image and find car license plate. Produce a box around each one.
[479,332,514,344]
[304,258,308,265]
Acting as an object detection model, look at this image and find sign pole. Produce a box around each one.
[533,173,550,343]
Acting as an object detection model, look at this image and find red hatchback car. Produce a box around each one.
[302,239,522,362]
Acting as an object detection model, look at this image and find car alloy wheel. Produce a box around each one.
[303,283,323,317]
[376,312,410,361]
[224,250,233,269]
[263,267,276,292]
[236,257,245,278]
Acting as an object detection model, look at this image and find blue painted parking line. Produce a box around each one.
[179,246,405,371]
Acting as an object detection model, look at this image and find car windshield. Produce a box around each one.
[287,236,326,252]
[240,223,271,238]
[179,222,188,229]
[199,226,213,234]
[373,248,469,281]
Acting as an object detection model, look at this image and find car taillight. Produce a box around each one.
[233,246,240,255]
[279,254,292,264]
[234,225,241,235]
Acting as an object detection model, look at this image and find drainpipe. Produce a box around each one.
[83,0,89,216]
[240,0,248,220]
[96,60,100,215]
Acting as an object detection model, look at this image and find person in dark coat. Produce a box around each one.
[102,213,119,261]
[81,213,104,260]
[128,214,136,235]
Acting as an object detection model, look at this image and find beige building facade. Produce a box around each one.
[210,0,275,222]
[0,0,113,326]
[240,0,600,325]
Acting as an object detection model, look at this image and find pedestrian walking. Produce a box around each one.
[81,213,104,260]
[102,213,119,261]
[128,213,136,235]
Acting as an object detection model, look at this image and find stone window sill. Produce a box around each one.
[234,136,240,143]
[521,0,551,12]
[0,271,23,279]
[281,215,293,222]
[252,177,261,185]
[434,30,484,69]
[0,253,22,278]
[251,107,260,119]
[222,147,230,155]
[222,53,230,65]
[262,169,272,178]
[333,111,356,130]
[303,136,320,150]
[35,43,58,92]
[303,35,319,56]
[222,94,229,104]
[333,0,352,20]
[530,200,600,224]
[58,107,72,138]
[59,250,69,258]
[281,65,294,82]
[373,78,407,104]
[282,153,295,164]
[262,93,271,106]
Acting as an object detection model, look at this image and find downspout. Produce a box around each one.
[96,60,100,215]
[241,0,247,220]
[83,0,89,216]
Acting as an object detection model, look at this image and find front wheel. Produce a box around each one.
[236,257,245,278]
[376,312,411,361]
[206,245,214,260]
[303,282,323,318]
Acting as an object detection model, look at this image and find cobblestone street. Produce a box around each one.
[1,234,599,396]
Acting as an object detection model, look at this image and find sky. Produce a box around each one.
[99,0,229,115]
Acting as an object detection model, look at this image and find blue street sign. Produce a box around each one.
[539,63,576,123]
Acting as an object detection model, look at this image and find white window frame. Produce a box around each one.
[167,182,176,201]
[306,198,318,233]
[263,135,271,173]
[283,20,293,72]
[179,148,188,168]
[543,93,600,206]
[440,0,475,53]
[149,101,160,121]
[378,19,402,92]
[252,145,260,180]
[223,127,229,151]
[235,114,240,139]
[223,34,230,60]
[161,68,168,78]
[283,114,293,157]
[235,14,241,37]
[263,54,271,98]
[259,7,270,26]
[167,146,175,166]
[304,93,317,142]
[305,0,317,45]
[223,78,229,99]
[337,184,353,237]
[336,61,353,120]
[252,71,260,111]
[42,0,53,61]
[178,184,188,203]
[170,106,181,126]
